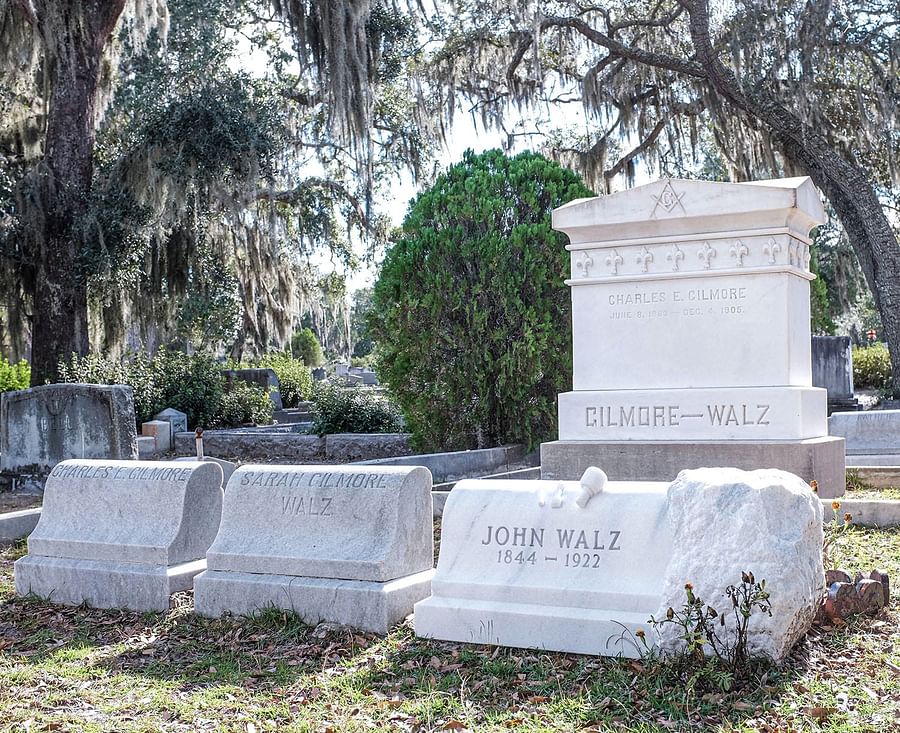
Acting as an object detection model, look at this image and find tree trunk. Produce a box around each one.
[24,0,126,385]
[686,0,900,391]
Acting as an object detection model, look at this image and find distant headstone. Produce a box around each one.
[335,364,350,377]
[312,367,326,381]
[14,459,223,611]
[812,336,858,414]
[360,369,378,385]
[221,368,283,410]
[142,420,172,451]
[416,467,823,662]
[829,410,900,457]
[0,384,138,481]
[194,465,434,633]
[154,407,188,435]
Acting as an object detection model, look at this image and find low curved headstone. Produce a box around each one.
[14,459,223,612]
[194,464,434,633]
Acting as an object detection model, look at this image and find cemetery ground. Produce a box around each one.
[0,526,898,733]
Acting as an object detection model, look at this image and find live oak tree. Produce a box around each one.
[411,0,900,388]
[0,0,432,382]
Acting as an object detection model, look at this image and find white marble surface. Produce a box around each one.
[829,410,900,455]
[553,177,826,245]
[656,468,824,662]
[194,568,433,634]
[559,386,827,441]
[197,464,434,630]
[415,476,673,657]
[570,271,814,391]
[418,468,823,661]
[206,464,433,581]
[15,459,222,610]
[24,460,223,565]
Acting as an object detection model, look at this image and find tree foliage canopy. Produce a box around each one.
[407,0,900,386]
[370,149,594,451]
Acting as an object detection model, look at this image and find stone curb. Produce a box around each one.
[0,507,41,543]
[822,498,900,527]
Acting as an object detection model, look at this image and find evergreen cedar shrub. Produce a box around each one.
[853,343,893,390]
[309,380,404,436]
[257,352,313,406]
[369,149,594,451]
[291,327,324,367]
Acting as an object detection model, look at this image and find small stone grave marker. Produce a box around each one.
[14,459,223,611]
[154,407,188,435]
[194,464,434,633]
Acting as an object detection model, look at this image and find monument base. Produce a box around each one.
[13,555,205,612]
[193,569,434,634]
[414,596,648,658]
[540,436,845,498]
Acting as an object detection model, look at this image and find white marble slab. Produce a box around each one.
[15,459,223,611]
[559,386,827,441]
[415,477,672,657]
[195,464,434,632]
[570,271,813,391]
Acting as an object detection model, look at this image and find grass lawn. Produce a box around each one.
[1,528,899,732]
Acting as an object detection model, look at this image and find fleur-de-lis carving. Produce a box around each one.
[666,244,684,271]
[763,237,782,264]
[801,244,811,269]
[730,240,749,266]
[636,246,653,273]
[606,249,624,275]
[787,241,799,266]
[698,242,717,269]
[575,251,594,277]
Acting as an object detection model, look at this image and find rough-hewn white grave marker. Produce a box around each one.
[194,464,434,633]
[15,459,223,611]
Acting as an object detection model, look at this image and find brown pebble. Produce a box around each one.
[856,579,886,614]
[826,569,852,585]
[825,581,860,619]
[869,570,890,607]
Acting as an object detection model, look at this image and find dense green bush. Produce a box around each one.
[291,327,324,366]
[151,350,225,428]
[58,349,224,428]
[0,357,31,392]
[369,148,594,451]
[212,380,273,427]
[257,352,313,406]
[309,380,404,435]
[58,351,160,424]
[853,343,893,390]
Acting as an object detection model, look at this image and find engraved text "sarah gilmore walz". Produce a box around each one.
[585,404,771,428]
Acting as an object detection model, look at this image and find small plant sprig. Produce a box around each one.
[648,572,772,684]
[823,499,854,570]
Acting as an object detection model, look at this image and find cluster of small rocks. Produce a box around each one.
[821,569,890,621]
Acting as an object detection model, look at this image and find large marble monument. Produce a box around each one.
[540,177,845,497]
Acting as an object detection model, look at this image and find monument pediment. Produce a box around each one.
[553,177,827,244]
